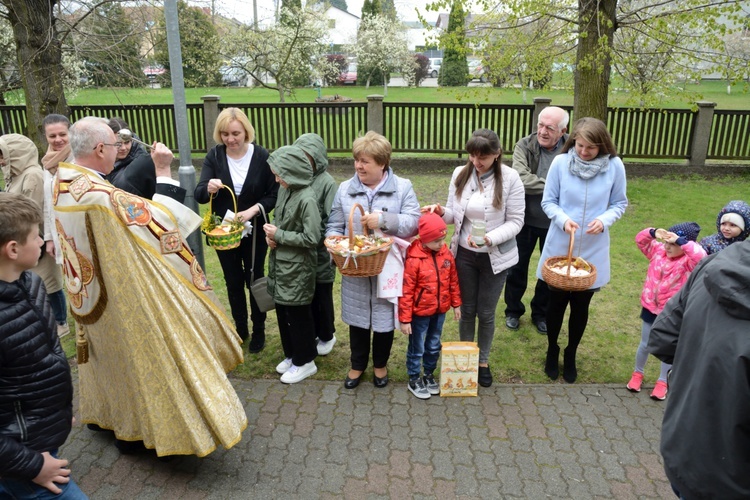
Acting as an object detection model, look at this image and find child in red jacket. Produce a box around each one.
[399,212,461,399]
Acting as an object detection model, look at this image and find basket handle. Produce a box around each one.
[565,230,575,277]
[209,185,240,221]
[347,203,366,247]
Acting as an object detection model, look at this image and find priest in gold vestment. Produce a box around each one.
[54,117,247,457]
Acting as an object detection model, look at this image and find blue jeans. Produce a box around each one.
[0,450,88,499]
[455,247,508,364]
[406,313,445,377]
[48,290,67,325]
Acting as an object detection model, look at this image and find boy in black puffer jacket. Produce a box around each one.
[0,192,86,499]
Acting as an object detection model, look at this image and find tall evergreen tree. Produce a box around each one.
[381,0,397,19]
[438,0,468,86]
[78,3,144,88]
[361,0,381,21]
[329,0,348,12]
[155,1,221,88]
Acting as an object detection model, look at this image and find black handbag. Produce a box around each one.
[249,204,275,312]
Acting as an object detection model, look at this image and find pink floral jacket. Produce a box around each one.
[637,228,707,315]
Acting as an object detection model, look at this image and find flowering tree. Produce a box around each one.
[222,5,334,102]
[353,15,414,93]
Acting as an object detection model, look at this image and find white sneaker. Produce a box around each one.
[275,358,293,375]
[317,335,337,356]
[280,361,317,384]
[57,323,70,338]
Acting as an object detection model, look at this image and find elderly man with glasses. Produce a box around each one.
[504,106,569,335]
[52,116,247,458]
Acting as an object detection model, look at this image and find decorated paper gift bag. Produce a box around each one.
[439,342,480,397]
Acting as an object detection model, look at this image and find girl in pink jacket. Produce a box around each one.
[627,222,706,400]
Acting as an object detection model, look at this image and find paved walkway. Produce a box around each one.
[61,375,672,499]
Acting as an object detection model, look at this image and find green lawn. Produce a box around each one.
[5,78,740,109]
[57,171,750,386]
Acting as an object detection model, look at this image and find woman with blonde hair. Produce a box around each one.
[195,107,278,353]
[326,131,420,389]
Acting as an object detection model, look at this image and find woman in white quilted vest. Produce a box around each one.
[326,131,420,390]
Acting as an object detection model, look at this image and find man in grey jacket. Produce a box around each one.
[504,106,569,334]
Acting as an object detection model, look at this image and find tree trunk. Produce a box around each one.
[4,0,68,150]
[574,0,617,122]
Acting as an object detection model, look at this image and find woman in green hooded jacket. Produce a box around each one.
[264,145,322,384]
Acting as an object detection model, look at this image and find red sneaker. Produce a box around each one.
[650,380,668,401]
[626,371,644,392]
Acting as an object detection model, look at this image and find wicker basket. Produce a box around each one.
[324,203,393,277]
[541,231,597,291]
[202,186,244,251]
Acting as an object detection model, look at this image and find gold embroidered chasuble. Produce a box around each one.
[53,162,247,457]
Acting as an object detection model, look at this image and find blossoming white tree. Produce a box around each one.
[353,15,415,94]
[222,5,335,102]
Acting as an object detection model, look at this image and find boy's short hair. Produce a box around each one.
[0,192,42,247]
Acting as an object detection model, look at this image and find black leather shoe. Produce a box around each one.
[344,374,361,389]
[248,332,265,353]
[478,366,493,387]
[115,439,147,455]
[505,316,520,330]
[373,375,389,388]
[534,320,548,334]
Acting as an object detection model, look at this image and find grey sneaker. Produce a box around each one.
[423,373,440,395]
[408,377,431,400]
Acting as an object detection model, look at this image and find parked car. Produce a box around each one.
[338,63,357,85]
[468,60,485,82]
[143,65,166,84]
[427,58,442,78]
[220,65,249,87]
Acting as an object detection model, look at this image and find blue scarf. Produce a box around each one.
[568,149,610,180]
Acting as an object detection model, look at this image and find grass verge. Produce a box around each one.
[59,172,750,386]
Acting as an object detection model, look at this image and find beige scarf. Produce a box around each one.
[41,144,72,174]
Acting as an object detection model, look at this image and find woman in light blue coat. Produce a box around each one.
[326,132,420,389]
[536,118,628,383]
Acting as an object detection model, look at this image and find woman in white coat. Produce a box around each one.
[424,129,525,387]
[536,117,628,383]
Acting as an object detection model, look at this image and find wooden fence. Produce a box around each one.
[2,99,748,165]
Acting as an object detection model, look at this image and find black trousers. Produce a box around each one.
[312,282,335,342]
[277,304,317,367]
[349,326,394,371]
[504,224,549,322]
[215,229,268,340]
[546,287,596,352]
